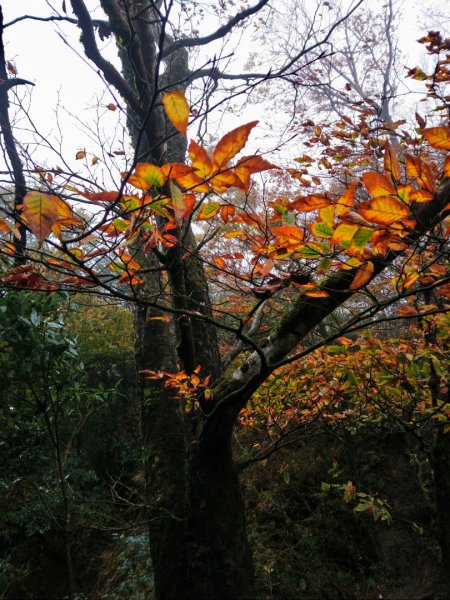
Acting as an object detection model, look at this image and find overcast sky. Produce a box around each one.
[1,0,447,179]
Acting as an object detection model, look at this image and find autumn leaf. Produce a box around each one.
[271,225,304,244]
[197,202,221,220]
[423,126,450,151]
[409,189,434,203]
[444,156,450,178]
[383,141,401,182]
[335,183,356,217]
[220,205,236,223]
[75,150,86,160]
[223,230,245,238]
[132,163,166,189]
[162,91,190,135]
[359,197,410,226]
[362,172,396,198]
[213,121,258,168]
[310,221,333,239]
[349,261,374,290]
[0,219,12,233]
[188,140,213,179]
[405,154,436,193]
[80,190,120,204]
[23,191,77,244]
[170,182,187,221]
[161,162,197,180]
[305,290,329,297]
[331,223,360,246]
[106,103,117,111]
[234,155,277,191]
[290,194,331,212]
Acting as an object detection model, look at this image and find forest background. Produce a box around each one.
[0,0,449,598]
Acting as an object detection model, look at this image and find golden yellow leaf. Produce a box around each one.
[383,140,401,182]
[22,191,75,244]
[290,194,331,212]
[162,91,190,135]
[405,154,436,193]
[423,126,450,151]
[362,171,396,198]
[188,140,213,179]
[336,183,356,216]
[359,197,410,226]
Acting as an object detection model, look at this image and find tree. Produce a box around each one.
[0,2,449,598]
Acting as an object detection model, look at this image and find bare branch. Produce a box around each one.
[162,0,270,57]
[69,0,141,115]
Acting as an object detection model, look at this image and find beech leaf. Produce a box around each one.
[349,261,374,290]
[213,121,258,168]
[162,91,190,135]
[423,126,450,151]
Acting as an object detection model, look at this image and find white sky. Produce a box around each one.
[1,0,447,181]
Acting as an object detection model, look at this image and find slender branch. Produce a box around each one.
[0,6,27,262]
[3,13,107,29]
[162,0,270,57]
[69,0,141,115]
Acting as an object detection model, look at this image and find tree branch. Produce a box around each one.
[69,0,141,115]
[0,6,27,262]
[204,176,450,439]
[162,0,270,57]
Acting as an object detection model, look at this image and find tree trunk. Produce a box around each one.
[433,426,450,595]
[185,430,255,599]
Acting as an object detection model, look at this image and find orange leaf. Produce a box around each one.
[444,156,450,177]
[79,190,120,204]
[410,189,434,203]
[271,225,304,243]
[213,121,258,168]
[213,256,226,269]
[162,91,189,135]
[305,290,329,297]
[173,170,209,193]
[234,155,277,191]
[223,230,245,238]
[383,141,401,182]
[259,258,274,277]
[188,140,213,178]
[75,150,86,160]
[423,126,450,151]
[349,261,374,290]
[22,191,75,244]
[209,170,244,193]
[359,197,410,226]
[161,162,197,180]
[406,154,436,193]
[290,194,331,212]
[183,194,196,220]
[336,183,356,216]
[220,205,236,223]
[362,172,396,198]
